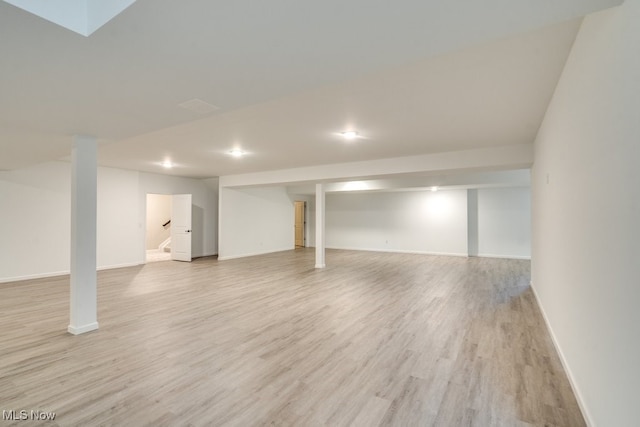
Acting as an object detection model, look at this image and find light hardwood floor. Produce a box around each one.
[0,249,585,426]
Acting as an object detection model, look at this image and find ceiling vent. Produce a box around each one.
[178,99,221,115]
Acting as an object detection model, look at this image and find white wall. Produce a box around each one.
[97,166,141,269]
[532,2,640,426]
[145,194,171,249]
[477,187,531,259]
[0,161,218,283]
[0,162,72,280]
[323,188,530,258]
[325,190,468,256]
[215,184,530,261]
[218,186,295,260]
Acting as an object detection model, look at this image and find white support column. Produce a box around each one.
[467,189,479,257]
[68,135,99,335]
[315,183,326,268]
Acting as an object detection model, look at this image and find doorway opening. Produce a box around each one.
[294,201,306,248]
[146,193,172,262]
[145,193,193,263]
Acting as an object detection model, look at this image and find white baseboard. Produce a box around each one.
[68,322,99,335]
[324,246,468,257]
[1,253,224,283]
[1,261,149,284]
[97,262,142,271]
[476,253,531,260]
[0,270,70,284]
[218,247,293,261]
[530,282,594,427]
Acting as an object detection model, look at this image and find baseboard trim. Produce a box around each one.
[0,270,70,284]
[2,261,148,284]
[476,253,531,260]
[218,248,293,261]
[324,246,468,257]
[530,282,594,427]
[67,322,99,335]
[97,262,142,271]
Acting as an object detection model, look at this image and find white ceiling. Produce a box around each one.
[4,0,137,36]
[0,0,622,178]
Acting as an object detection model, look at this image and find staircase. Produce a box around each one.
[159,237,171,253]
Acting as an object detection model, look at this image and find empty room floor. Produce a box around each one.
[0,249,584,426]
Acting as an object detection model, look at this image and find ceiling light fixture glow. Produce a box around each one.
[229,149,245,158]
[431,186,438,192]
[343,181,369,191]
[341,130,359,140]
[161,160,173,169]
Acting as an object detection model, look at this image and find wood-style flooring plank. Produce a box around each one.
[0,249,585,426]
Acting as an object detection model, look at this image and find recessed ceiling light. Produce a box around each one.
[431,186,438,192]
[340,130,359,140]
[343,181,369,191]
[229,149,245,158]
[161,160,173,169]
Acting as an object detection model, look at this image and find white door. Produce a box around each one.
[171,194,192,262]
